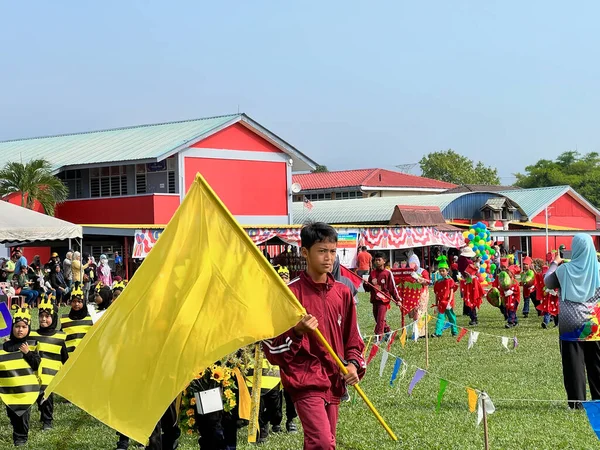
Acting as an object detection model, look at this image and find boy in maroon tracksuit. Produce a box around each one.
[263,222,365,450]
[363,252,400,338]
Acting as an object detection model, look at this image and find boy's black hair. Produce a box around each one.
[373,252,387,260]
[301,222,338,249]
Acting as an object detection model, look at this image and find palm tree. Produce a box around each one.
[0,158,68,216]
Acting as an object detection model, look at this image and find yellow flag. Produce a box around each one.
[45,173,305,444]
[400,328,407,348]
[467,388,478,413]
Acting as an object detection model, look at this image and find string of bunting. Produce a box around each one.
[362,316,519,352]
[362,343,600,440]
[367,342,490,424]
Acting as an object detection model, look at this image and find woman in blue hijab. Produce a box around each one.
[544,233,600,409]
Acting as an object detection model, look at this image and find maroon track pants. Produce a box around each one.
[294,396,339,450]
[372,301,390,336]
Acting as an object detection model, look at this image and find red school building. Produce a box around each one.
[0,113,317,269]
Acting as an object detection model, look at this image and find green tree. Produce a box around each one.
[311,164,329,173]
[515,151,600,207]
[0,158,68,216]
[419,149,500,185]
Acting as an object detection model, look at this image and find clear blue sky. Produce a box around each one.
[2,1,599,183]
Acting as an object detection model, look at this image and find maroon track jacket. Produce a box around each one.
[263,271,365,404]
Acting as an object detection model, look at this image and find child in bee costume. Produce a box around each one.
[60,283,94,355]
[245,351,284,444]
[30,294,68,431]
[0,306,41,446]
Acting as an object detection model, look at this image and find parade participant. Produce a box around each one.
[30,294,68,431]
[60,284,93,355]
[458,247,484,325]
[0,307,40,446]
[273,265,298,432]
[363,252,400,339]
[521,256,539,318]
[111,278,126,301]
[91,284,113,323]
[536,265,559,328]
[263,222,365,450]
[431,258,458,337]
[245,348,284,443]
[501,266,521,328]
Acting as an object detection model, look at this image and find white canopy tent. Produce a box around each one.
[0,200,82,244]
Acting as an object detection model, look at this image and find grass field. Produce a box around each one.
[0,293,598,449]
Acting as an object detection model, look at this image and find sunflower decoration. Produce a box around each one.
[180,354,241,434]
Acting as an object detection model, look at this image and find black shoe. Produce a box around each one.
[14,442,27,448]
[42,422,53,431]
[468,320,478,326]
[541,322,548,329]
[430,333,440,338]
[523,313,529,318]
[505,323,513,329]
[286,421,298,433]
[257,428,269,444]
[272,425,283,433]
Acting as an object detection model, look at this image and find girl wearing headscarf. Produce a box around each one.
[91,284,113,323]
[97,254,112,287]
[544,234,600,409]
[60,284,94,356]
[407,254,430,337]
[0,307,40,446]
[30,295,68,431]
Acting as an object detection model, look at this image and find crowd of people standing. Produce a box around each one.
[0,249,118,307]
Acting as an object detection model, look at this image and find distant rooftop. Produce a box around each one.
[445,184,521,194]
[293,168,456,191]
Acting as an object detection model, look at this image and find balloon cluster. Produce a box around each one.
[462,221,495,284]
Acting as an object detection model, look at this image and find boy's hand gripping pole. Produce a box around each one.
[313,328,398,441]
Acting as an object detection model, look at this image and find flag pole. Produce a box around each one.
[425,311,429,369]
[482,395,490,450]
[313,328,398,441]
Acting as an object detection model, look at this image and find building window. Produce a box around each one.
[57,170,83,199]
[334,191,363,200]
[136,160,177,194]
[90,166,128,198]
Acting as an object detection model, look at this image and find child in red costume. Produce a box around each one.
[520,256,539,318]
[432,260,458,337]
[364,252,400,338]
[501,266,521,328]
[263,222,365,450]
[458,247,484,325]
[535,265,560,328]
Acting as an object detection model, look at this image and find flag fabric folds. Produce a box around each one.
[583,401,600,440]
[379,350,389,377]
[436,379,449,412]
[44,173,305,444]
[408,369,426,395]
[466,388,478,413]
[390,358,402,386]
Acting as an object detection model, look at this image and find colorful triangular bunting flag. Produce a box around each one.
[400,328,407,348]
[408,368,426,395]
[457,328,468,342]
[379,350,389,377]
[436,379,449,412]
[390,358,402,387]
[466,388,478,413]
[468,331,480,350]
[582,401,600,440]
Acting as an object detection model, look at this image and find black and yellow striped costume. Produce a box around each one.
[60,314,93,354]
[0,339,40,416]
[246,359,282,393]
[29,331,67,391]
